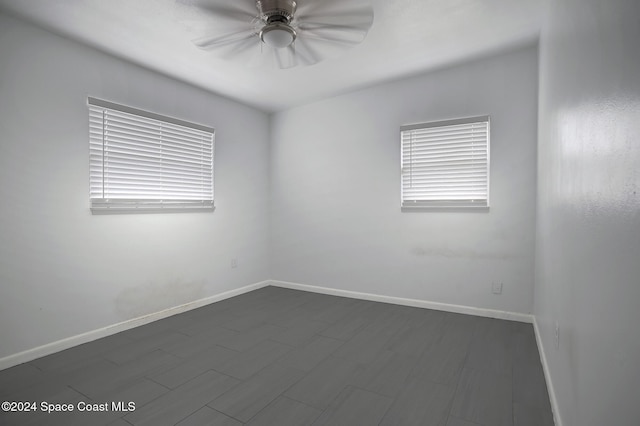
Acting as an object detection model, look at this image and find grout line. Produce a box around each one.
[208,406,245,425]
[67,384,92,401]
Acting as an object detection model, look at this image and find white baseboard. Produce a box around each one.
[269,280,533,323]
[0,280,270,371]
[533,317,563,426]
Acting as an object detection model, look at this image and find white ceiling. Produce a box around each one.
[0,0,543,112]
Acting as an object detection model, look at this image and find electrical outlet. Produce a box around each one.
[231,258,238,269]
[492,282,503,294]
[554,321,560,349]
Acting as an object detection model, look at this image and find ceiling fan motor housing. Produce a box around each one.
[257,0,298,48]
[257,0,297,24]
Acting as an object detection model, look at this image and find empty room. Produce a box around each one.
[0,0,638,425]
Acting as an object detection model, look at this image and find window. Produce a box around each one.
[88,97,214,213]
[401,115,490,209]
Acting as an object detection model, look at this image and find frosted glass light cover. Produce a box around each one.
[262,27,294,48]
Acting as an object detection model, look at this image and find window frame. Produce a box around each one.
[400,115,490,211]
[88,97,215,214]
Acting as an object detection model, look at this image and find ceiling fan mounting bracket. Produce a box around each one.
[256,0,297,24]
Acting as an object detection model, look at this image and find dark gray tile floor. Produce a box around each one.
[0,286,554,426]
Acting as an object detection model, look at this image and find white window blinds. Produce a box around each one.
[88,97,214,212]
[401,116,489,208]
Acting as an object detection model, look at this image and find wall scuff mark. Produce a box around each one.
[115,279,206,320]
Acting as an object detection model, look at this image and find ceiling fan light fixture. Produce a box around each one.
[260,23,296,48]
[190,0,373,68]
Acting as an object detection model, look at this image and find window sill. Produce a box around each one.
[90,206,215,215]
[401,205,490,213]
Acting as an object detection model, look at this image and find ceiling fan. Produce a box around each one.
[184,0,374,69]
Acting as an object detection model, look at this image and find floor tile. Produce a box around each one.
[446,416,484,426]
[70,350,179,400]
[160,327,238,358]
[466,319,513,375]
[175,406,242,426]
[351,350,418,397]
[511,326,540,364]
[106,419,136,426]
[284,356,365,410]
[217,323,286,352]
[379,376,456,426]
[332,329,394,364]
[411,321,473,385]
[0,363,46,398]
[92,377,169,409]
[276,335,344,371]
[300,296,366,326]
[102,331,189,365]
[246,396,321,426]
[149,345,238,389]
[270,319,331,347]
[30,333,133,373]
[317,302,378,340]
[214,339,292,380]
[123,370,239,426]
[384,316,443,356]
[513,360,552,410]
[0,385,88,426]
[209,364,306,422]
[513,402,555,426]
[177,310,239,336]
[362,304,411,336]
[223,315,269,333]
[311,386,393,426]
[450,367,513,426]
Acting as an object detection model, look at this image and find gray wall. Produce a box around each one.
[270,46,538,315]
[535,0,640,424]
[0,13,270,359]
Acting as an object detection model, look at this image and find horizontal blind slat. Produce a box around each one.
[103,145,212,165]
[401,117,489,207]
[89,101,215,210]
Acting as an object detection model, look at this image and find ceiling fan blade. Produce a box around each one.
[193,29,257,49]
[178,0,258,23]
[295,2,374,29]
[294,2,373,56]
[297,22,369,33]
[273,48,286,69]
[216,34,262,63]
[291,40,322,66]
[266,44,296,69]
[299,32,361,47]
[295,0,362,16]
[283,2,373,68]
[289,35,356,68]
